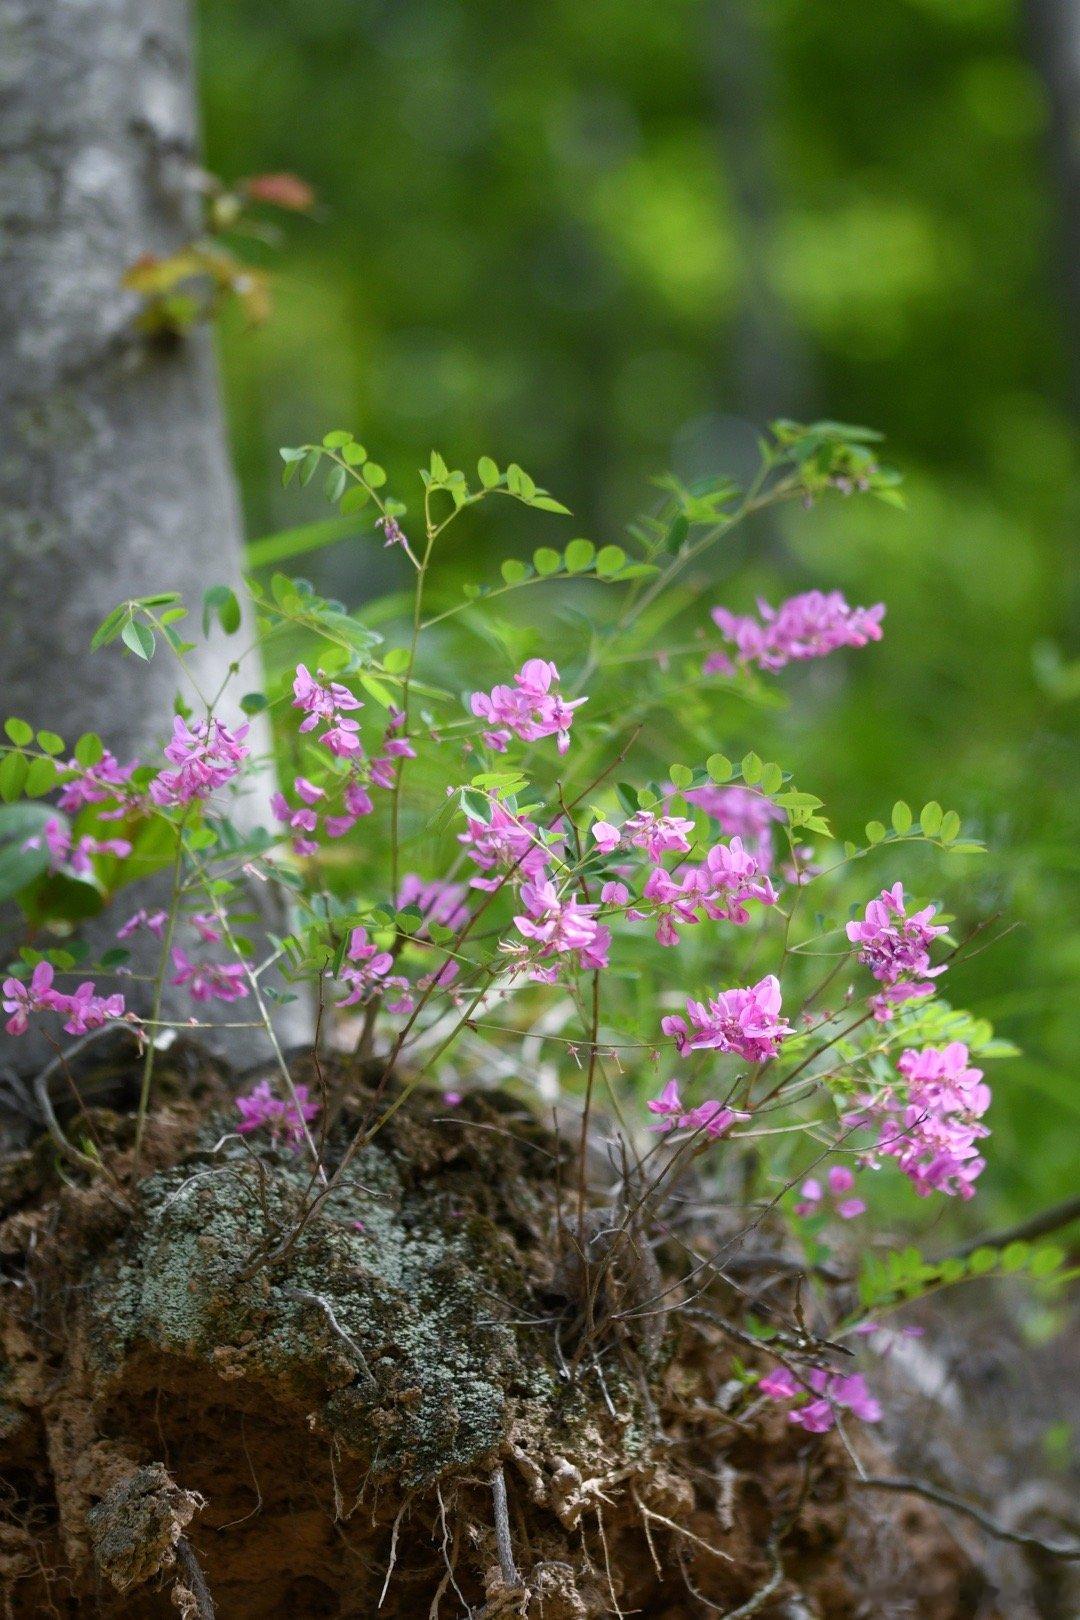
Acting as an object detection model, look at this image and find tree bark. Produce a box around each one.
[0,0,303,1063]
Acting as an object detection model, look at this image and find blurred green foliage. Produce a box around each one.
[197,0,1077,1222]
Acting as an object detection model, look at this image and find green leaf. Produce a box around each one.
[36,731,64,756]
[761,762,784,794]
[596,545,627,578]
[341,441,368,465]
[865,820,886,844]
[891,800,912,835]
[382,647,411,675]
[564,538,595,573]
[24,757,59,797]
[1028,1245,1065,1279]
[91,603,133,651]
[919,800,943,837]
[529,494,571,514]
[339,484,371,516]
[73,732,105,768]
[706,753,733,783]
[665,514,690,552]
[325,465,348,504]
[938,809,961,843]
[430,450,450,483]
[478,456,500,488]
[668,763,693,789]
[533,547,561,576]
[4,718,33,747]
[460,787,491,823]
[363,461,387,488]
[322,430,353,449]
[0,752,28,802]
[966,1247,998,1275]
[240,692,268,715]
[202,585,241,636]
[740,751,763,785]
[298,448,322,486]
[121,620,155,661]
[501,558,530,585]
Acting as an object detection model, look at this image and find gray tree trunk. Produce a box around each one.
[0,0,304,1068]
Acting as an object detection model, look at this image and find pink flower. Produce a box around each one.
[600,880,630,906]
[58,982,126,1034]
[684,785,784,872]
[847,883,948,1019]
[57,750,137,814]
[335,926,411,1010]
[397,874,469,934]
[514,879,607,969]
[148,716,250,807]
[459,802,553,889]
[711,590,884,673]
[794,1163,866,1220]
[3,961,126,1036]
[191,913,222,944]
[23,819,131,878]
[759,1365,882,1430]
[647,1080,748,1139]
[291,663,364,756]
[662,974,791,1063]
[592,811,694,863]
[3,961,59,1035]
[171,948,249,1004]
[647,1079,684,1124]
[117,908,168,941]
[470,659,586,754]
[845,1042,990,1200]
[236,1079,319,1147]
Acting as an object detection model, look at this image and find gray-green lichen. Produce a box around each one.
[86,1101,572,1486]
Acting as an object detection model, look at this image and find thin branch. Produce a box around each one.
[937,1194,1080,1263]
[281,1287,375,1386]
[857,1476,1080,1560]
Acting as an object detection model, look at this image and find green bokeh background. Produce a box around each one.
[196,0,1077,1221]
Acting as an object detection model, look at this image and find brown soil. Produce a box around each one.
[0,1037,998,1617]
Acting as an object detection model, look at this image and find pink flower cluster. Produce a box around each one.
[847,1041,990,1200]
[846,882,947,1020]
[236,1079,320,1146]
[57,750,137,816]
[397,874,469,934]
[639,838,778,946]
[662,974,791,1063]
[3,961,125,1036]
[759,1365,882,1431]
[26,817,131,877]
[592,811,694,862]
[277,680,416,854]
[459,802,553,891]
[513,878,610,974]
[335,926,412,1013]
[292,664,363,756]
[470,659,585,755]
[795,1164,866,1220]
[646,1079,749,1140]
[708,590,884,674]
[148,716,250,808]
[171,948,249,1004]
[272,774,374,856]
